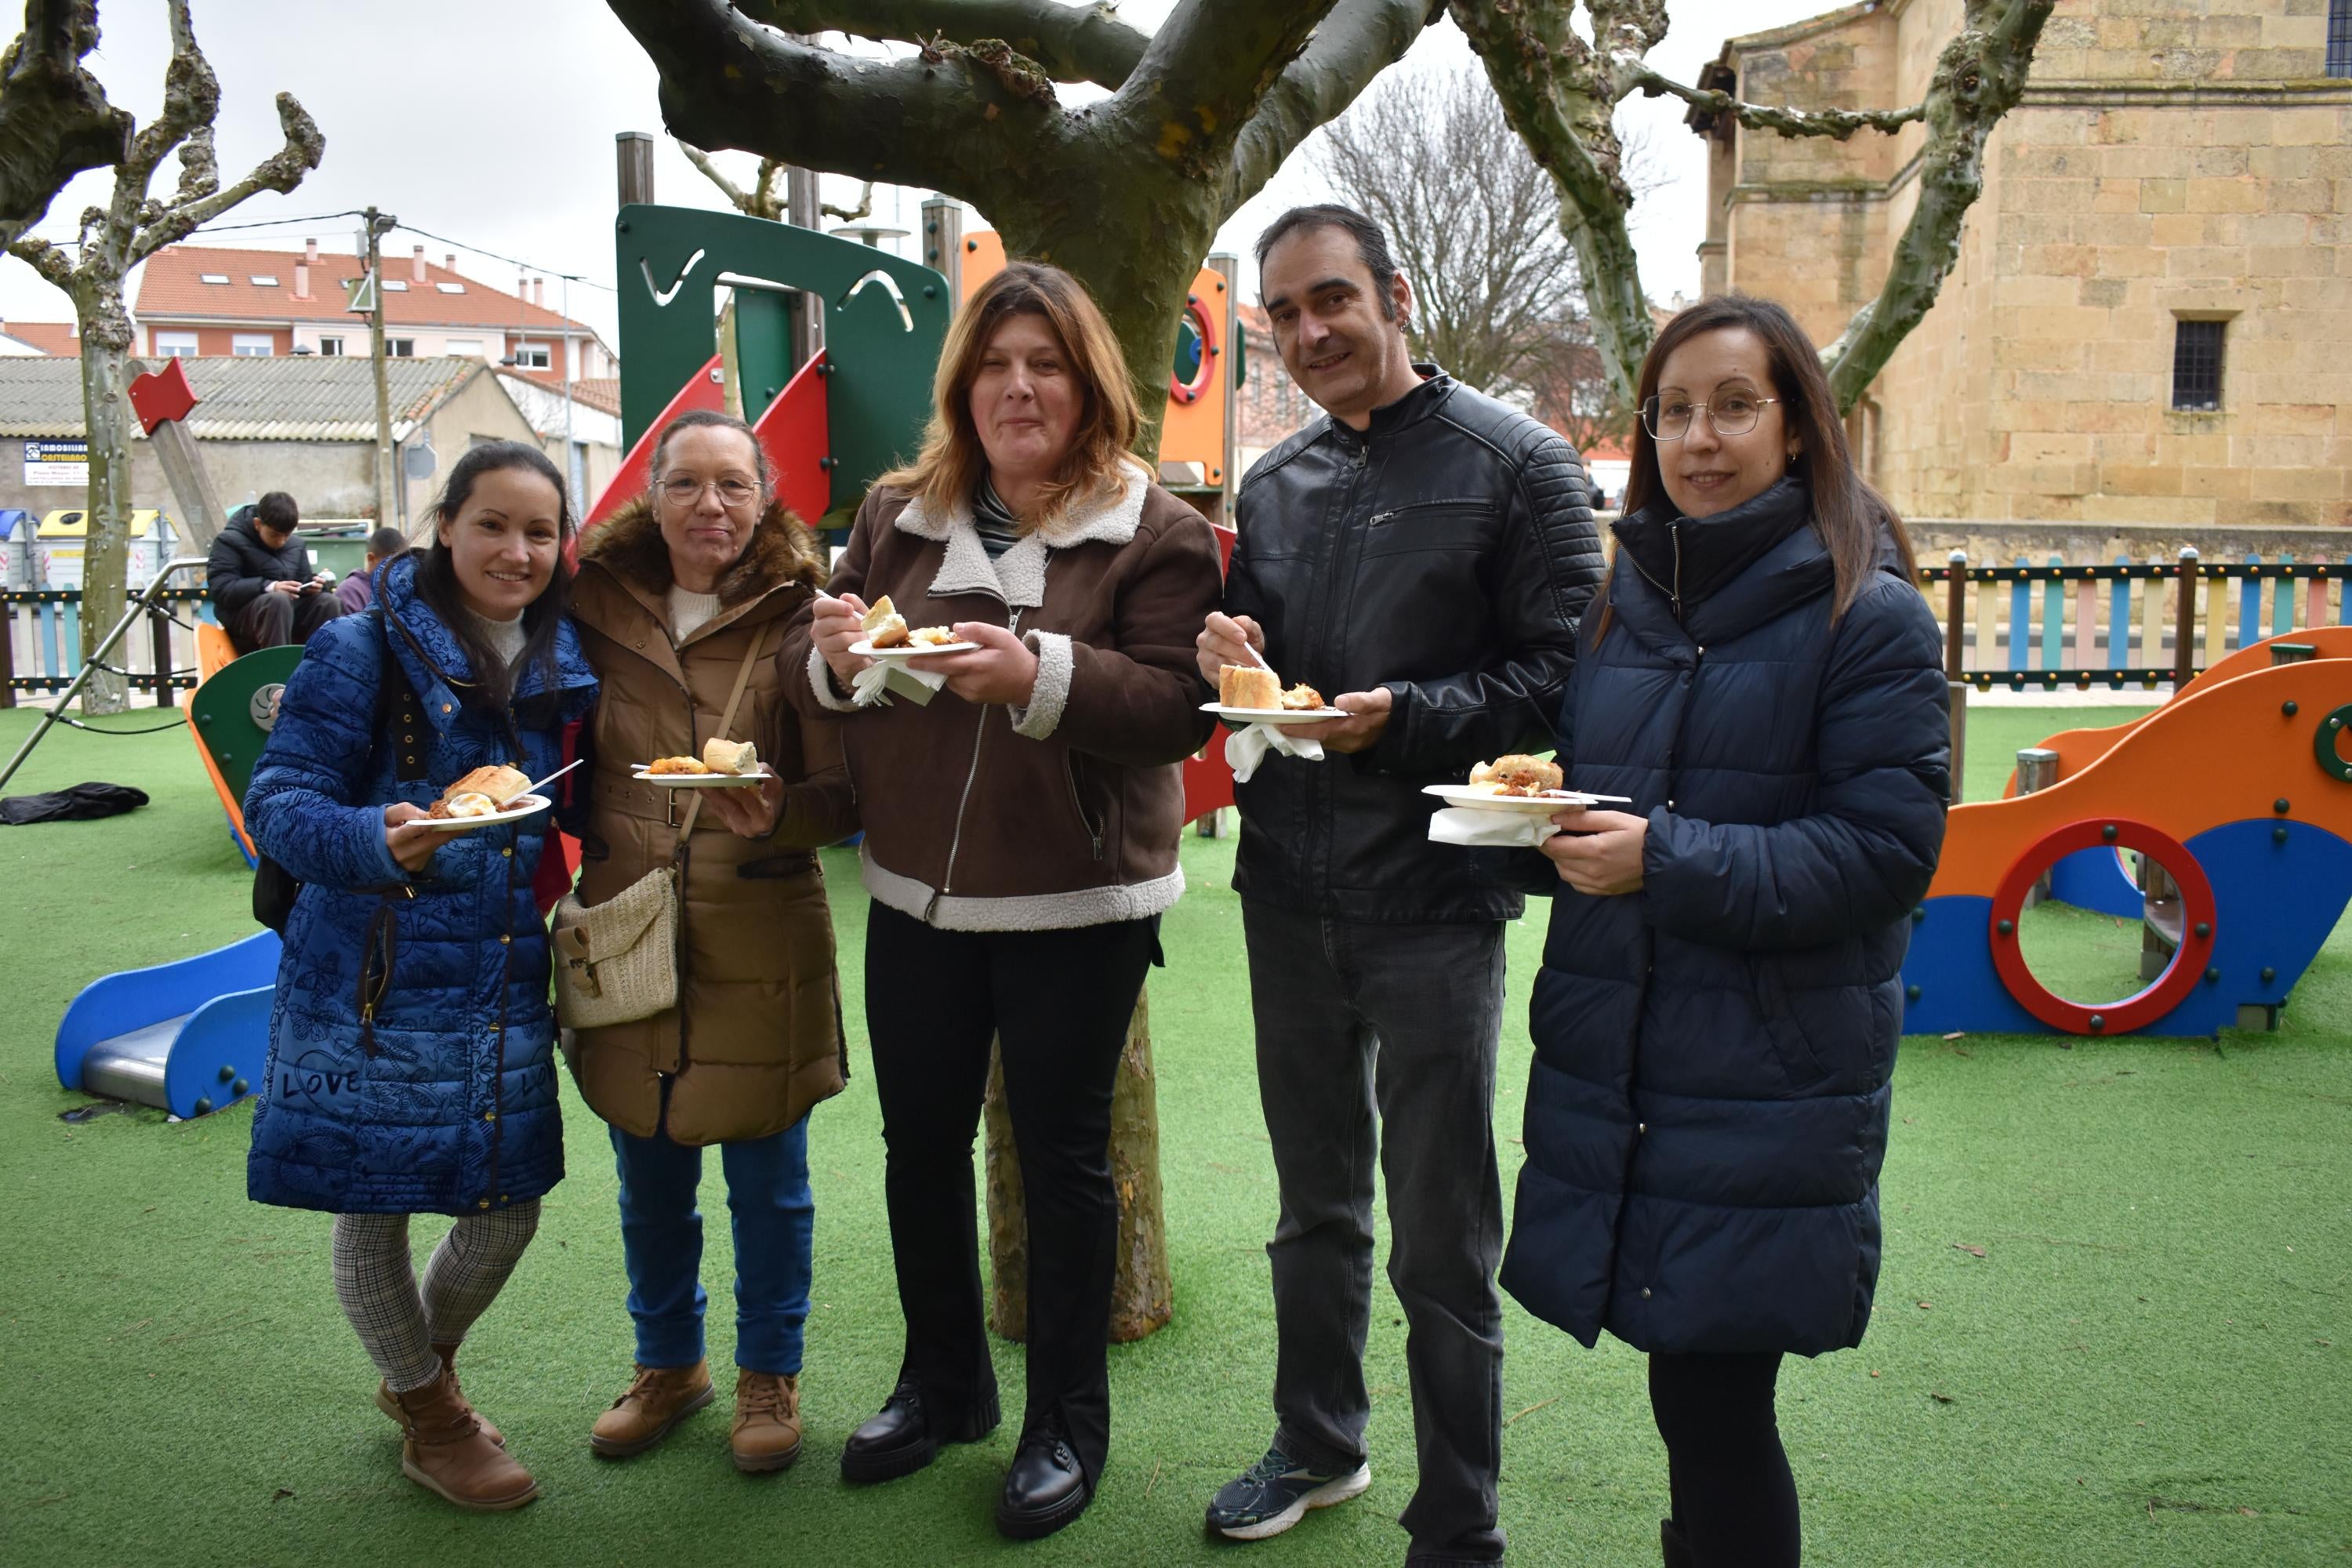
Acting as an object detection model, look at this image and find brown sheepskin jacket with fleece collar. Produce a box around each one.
[793,458,1221,931]
[563,496,855,1145]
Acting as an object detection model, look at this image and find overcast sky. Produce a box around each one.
[0,0,1842,346]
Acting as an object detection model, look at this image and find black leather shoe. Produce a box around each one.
[840,1379,1001,1485]
[996,1430,1091,1541]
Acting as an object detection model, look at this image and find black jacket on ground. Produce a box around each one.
[1501,477,1951,1357]
[206,509,314,618]
[1224,368,1606,924]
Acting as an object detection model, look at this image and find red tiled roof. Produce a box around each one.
[0,320,78,355]
[568,377,622,416]
[135,245,600,339]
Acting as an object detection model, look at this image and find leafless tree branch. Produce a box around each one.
[735,0,1148,88]
[0,0,131,247]
[1630,67,1924,138]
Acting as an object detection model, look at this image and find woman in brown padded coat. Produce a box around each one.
[561,408,854,1476]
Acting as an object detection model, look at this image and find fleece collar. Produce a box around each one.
[892,457,1151,608]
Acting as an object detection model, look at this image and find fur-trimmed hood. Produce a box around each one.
[579,494,826,605]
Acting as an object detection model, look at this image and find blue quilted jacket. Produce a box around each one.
[244,555,597,1215]
[1499,478,1950,1356]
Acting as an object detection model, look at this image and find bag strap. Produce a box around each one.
[673,621,775,848]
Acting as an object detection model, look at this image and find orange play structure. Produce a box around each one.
[1902,630,2352,1037]
[2002,625,2352,798]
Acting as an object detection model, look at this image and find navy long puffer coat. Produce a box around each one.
[244,554,597,1216]
[1500,477,1950,1356]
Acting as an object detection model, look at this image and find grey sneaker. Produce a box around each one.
[1205,1444,1372,1541]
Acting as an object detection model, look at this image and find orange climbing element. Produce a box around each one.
[188,622,256,862]
[1935,659,2352,901]
[2002,625,2352,798]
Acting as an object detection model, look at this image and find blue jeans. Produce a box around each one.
[609,1114,813,1375]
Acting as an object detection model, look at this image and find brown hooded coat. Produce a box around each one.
[565,496,854,1145]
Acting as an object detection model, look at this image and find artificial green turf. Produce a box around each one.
[0,704,2345,1566]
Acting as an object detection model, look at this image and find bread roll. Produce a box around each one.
[1468,754,1564,796]
[443,764,529,806]
[862,593,909,649]
[702,738,759,775]
[1220,664,1281,710]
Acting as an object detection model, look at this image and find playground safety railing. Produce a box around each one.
[1,584,209,707]
[1921,549,2344,691]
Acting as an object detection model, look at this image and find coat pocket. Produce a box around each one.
[354,900,400,1058]
[1748,957,1831,1091]
[1360,500,1498,557]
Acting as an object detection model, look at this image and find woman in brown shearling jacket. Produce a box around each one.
[800,263,1221,1541]
[560,410,854,1478]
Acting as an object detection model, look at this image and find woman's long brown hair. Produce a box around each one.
[877,260,1143,529]
[1599,294,1918,641]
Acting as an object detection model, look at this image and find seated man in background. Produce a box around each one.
[334,526,410,615]
[208,491,342,652]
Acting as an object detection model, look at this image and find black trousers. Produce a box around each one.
[1650,1350,1800,1566]
[863,900,1158,1488]
[1243,902,1508,1563]
[228,589,342,653]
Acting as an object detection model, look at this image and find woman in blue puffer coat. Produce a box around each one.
[1501,297,1950,1568]
[245,441,596,1513]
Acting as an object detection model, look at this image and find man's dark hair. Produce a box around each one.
[255,491,299,532]
[1254,203,1401,323]
[365,526,408,559]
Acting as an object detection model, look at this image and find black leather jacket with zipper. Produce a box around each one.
[1224,368,1606,924]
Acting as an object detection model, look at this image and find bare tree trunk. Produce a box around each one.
[985,988,1174,1344]
[72,324,132,712]
[5,3,322,703]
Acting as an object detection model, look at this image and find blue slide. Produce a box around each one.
[55,931,280,1119]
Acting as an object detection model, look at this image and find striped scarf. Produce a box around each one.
[972,474,1024,561]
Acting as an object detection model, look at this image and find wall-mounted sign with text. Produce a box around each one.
[24,440,88,487]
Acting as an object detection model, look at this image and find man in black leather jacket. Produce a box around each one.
[1196,207,1604,1566]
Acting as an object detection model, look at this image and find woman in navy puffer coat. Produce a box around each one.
[245,441,595,1512]
[1501,299,1949,1568]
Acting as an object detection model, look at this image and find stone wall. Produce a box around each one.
[1706,0,2352,528]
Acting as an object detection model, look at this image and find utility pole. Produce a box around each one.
[786,165,824,366]
[364,207,396,529]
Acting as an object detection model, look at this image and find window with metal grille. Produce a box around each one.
[2170,318,2224,411]
[2331,0,2351,77]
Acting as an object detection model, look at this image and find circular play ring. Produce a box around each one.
[1989,818,2216,1035]
[1169,292,1217,406]
[2315,704,2352,784]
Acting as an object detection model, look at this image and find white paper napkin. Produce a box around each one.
[1427,806,1562,848]
[1227,723,1326,782]
[851,660,948,707]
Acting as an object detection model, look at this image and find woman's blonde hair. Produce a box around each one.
[877,260,1142,528]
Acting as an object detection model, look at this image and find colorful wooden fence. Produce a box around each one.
[1,586,208,706]
[1921,552,2343,690]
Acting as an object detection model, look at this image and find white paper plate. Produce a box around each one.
[415,793,552,830]
[1421,783,1629,815]
[851,637,982,659]
[631,767,769,789]
[1201,701,1348,726]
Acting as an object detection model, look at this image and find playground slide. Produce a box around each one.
[55,931,280,1118]
[1901,659,2352,1038]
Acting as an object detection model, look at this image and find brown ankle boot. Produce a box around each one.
[393,1368,537,1512]
[730,1369,804,1473]
[376,1343,502,1446]
[590,1360,715,1458]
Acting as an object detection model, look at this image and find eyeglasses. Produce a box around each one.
[659,476,760,508]
[1642,393,1780,441]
